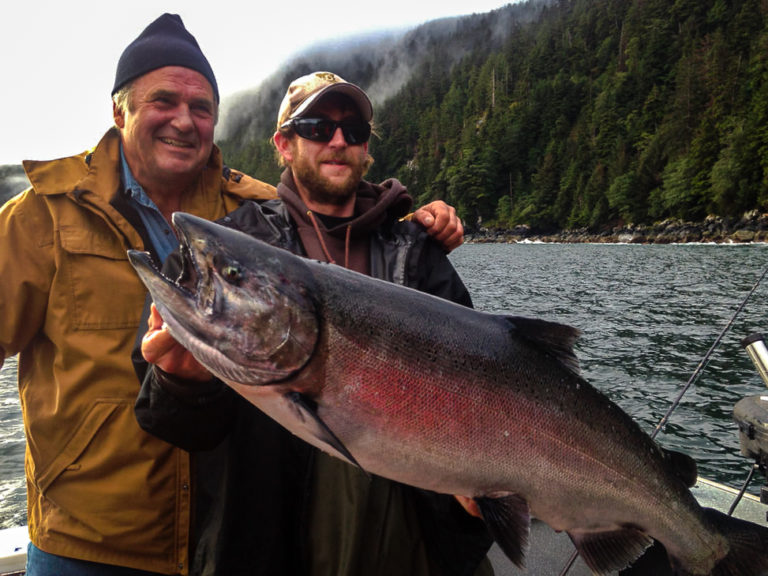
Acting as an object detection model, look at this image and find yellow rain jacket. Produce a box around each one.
[0,128,276,574]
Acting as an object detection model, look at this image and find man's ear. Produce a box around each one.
[113,101,125,129]
[273,131,293,163]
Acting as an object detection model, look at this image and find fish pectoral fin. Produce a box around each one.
[476,494,530,569]
[286,392,370,477]
[567,527,654,575]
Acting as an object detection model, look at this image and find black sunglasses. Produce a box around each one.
[281,117,371,145]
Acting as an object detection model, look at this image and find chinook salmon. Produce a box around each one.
[129,212,768,576]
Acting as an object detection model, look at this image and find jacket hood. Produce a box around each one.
[277,169,412,238]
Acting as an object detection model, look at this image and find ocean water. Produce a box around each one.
[0,354,23,529]
[2,242,768,528]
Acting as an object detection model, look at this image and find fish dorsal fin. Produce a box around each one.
[476,494,530,569]
[505,316,582,375]
[568,528,654,575]
[286,392,370,477]
[660,447,698,487]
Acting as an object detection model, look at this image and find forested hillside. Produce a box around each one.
[218,0,768,233]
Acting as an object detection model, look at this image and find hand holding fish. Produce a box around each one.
[142,304,213,382]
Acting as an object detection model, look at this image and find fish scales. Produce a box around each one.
[314,271,670,497]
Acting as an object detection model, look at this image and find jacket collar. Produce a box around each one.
[23,128,123,200]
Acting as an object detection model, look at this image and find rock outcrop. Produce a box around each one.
[466,212,768,244]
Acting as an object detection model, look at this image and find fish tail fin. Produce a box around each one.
[703,508,768,576]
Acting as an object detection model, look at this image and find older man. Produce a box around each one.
[0,14,460,576]
[137,71,493,576]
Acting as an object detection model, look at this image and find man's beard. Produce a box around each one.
[291,154,365,206]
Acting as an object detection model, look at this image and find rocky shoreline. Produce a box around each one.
[466,211,768,244]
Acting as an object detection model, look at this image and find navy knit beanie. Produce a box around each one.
[112,13,219,102]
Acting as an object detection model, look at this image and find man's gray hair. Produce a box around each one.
[112,84,134,122]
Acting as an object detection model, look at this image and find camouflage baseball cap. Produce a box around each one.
[276,71,373,130]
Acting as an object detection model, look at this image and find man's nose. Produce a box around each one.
[328,125,347,146]
[171,105,194,131]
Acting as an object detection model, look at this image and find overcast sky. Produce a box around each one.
[0,1,512,166]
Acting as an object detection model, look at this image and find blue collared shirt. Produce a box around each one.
[120,148,178,264]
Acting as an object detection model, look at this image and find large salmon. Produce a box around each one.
[129,212,768,575]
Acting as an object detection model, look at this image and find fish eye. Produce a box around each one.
[221,263,243,284]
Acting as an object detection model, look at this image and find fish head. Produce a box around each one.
[128,212,319,385]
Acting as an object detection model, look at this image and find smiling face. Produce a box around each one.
[114,66,217,198]
[274,95,370,217]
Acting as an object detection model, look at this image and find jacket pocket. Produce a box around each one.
[58,225,146,330]
[35,400,120,494]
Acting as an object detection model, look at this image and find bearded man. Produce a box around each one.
[136,71,493,576]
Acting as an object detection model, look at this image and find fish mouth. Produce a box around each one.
[127,214,209,314]
[127,244,206,337]
[174,216,213,312]
[150,211,237,321]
